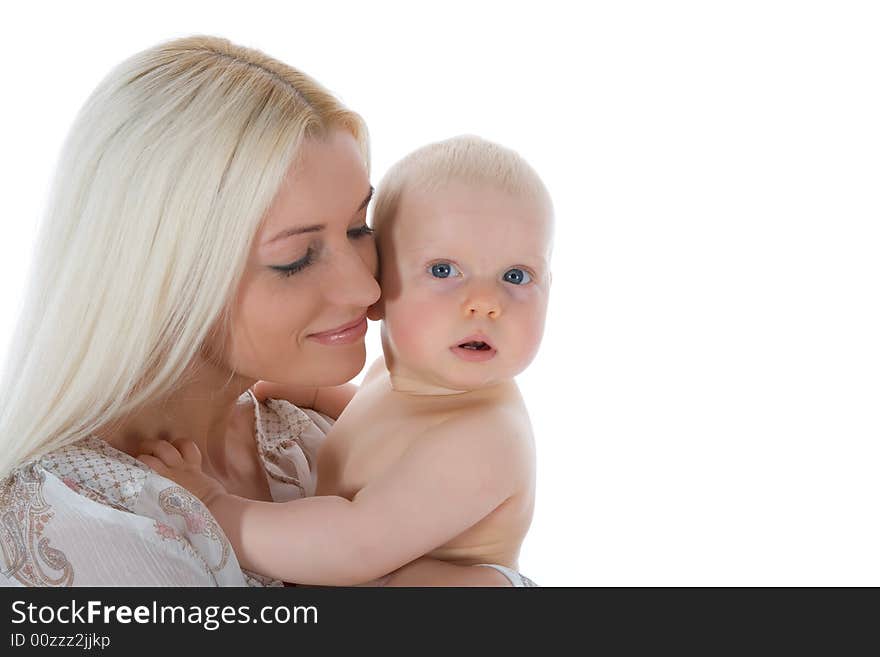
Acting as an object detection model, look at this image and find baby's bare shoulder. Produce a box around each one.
[419,398,534,472]
[452,384,532,436]
[443,401,528,436]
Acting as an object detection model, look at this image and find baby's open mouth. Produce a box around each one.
[451,336,497,361]
[458,341,492,351]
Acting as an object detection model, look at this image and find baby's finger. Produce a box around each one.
[251,381,274,402]
[137,454,167,475]
[138,438,184,466]
[252,380,293,402]
[173,439,202,466]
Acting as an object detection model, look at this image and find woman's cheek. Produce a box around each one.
[358,235,379,278]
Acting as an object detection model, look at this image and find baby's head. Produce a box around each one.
[369,135,553,393]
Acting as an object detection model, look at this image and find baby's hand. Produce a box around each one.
[137,438,227,506]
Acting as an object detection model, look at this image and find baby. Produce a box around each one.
[143,135,553,586]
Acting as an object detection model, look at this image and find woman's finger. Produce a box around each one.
[172,439,202,466]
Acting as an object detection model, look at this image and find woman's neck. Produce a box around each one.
[98,357,257,478]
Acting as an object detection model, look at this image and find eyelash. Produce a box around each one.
[428,261,536,285]
[272,225,374,278]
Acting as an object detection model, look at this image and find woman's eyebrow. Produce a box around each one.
[265,223,323,245]
[264,186,374,245]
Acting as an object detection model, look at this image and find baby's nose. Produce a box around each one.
[463,289,501,319]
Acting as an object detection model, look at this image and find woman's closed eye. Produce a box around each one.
[347,224,374,239]
[271,225,373,278]
[271,246,317,278]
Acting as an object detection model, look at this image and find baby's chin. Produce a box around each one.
[417,359,521,394]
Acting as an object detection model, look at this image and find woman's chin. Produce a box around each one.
[309,347,367,387]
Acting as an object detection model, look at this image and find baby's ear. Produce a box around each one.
[367,297,384,321]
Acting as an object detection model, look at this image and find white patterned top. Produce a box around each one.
[0,391,332,587]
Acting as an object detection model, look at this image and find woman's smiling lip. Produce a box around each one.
[307,313,368,345]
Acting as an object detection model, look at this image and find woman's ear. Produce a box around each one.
[367,297,384,321]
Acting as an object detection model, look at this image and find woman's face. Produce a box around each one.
[219,129,380,387]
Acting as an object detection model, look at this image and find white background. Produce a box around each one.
[1,1,878,585]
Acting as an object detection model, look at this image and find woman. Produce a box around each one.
[0,36,514,586]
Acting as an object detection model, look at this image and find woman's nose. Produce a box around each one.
[462,285,502,319]
[325,243,381,307]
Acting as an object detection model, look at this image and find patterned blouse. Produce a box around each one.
[0,391,330,586]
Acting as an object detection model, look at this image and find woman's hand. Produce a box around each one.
[136,438,227,507]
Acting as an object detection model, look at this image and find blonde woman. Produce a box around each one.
[0,36,514,586]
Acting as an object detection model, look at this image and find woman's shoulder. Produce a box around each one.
[38,436,151,511]
[0,440,248,586]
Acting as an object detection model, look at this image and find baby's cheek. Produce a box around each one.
[506,295,549,371]
[386,296,446,356]
[388,314,420,356]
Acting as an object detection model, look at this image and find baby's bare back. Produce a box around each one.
[315,367,535,570]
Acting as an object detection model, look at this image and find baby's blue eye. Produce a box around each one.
[503,268,531,285]
[430,262,460,278]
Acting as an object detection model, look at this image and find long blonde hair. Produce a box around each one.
[0,35,368,479]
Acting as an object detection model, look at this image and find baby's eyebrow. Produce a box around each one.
[264,186,374,245]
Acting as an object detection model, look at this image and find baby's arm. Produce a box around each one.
[138,412,529,586]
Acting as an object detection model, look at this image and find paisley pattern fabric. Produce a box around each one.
[0,391,326,587]
[0,463,74,587]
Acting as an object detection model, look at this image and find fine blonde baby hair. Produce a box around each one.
[0,35,368,480]
[371,134,552,235]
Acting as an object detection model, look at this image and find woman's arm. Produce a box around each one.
[381,557,512,587]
